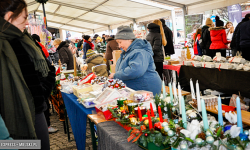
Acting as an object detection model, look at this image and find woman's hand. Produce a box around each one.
[109,73,115,79]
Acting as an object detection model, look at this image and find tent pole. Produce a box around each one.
[171,10,177,45]
[42,2,47,28]
[183,6,187,41]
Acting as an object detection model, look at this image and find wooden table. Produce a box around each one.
[162,86,190,96]
[206,106,250,126]
[87,114,110,150]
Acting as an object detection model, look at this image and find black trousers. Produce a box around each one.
[241,47,250,61]
[154,62,163,80]
[35,113,50,150]
[44,99,50,127]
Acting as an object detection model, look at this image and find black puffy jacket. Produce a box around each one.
[162,25,175,55]
[57,41,74,70]
[235,19,250,50]
[200,25,211,51]
[146,23,164,62]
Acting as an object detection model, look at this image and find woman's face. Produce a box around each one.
[88,37,92,42]
[227,23,232,29]
[116,39,133,51]
[4,8,29,32]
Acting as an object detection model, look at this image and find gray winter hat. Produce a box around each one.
[115,26,136,40]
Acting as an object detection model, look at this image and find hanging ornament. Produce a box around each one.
[239,133,248,141]
[162,122,168,127]
[206,130,212,137]
[244,130,249,136]
[115,83,119,88]
[195,138,203,145]
[167,130,174,137]
[164,126,170,132]
[144,133,148,137]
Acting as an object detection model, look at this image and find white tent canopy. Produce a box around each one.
[27,0,173,34]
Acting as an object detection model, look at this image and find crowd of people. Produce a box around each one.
[194,13,250,60]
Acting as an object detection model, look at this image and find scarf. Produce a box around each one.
[84,40,94,50]
[0,16,45,139]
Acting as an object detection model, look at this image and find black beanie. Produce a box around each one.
[215,16,224,27]
[84,35,90,40]
[31,34,40,42]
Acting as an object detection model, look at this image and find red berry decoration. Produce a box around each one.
[144,133,148,137]
[115,84,119,88]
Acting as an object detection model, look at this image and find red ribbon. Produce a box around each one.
[191,62,194,67]
[204,64,206,68]
[183,61,184,65]
[230,57,234,63]
[218,64,221,71]
[127,125,146,143]
[213,57,217,61]
[191,56,195,61]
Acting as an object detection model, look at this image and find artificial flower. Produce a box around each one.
[230,125,241,138]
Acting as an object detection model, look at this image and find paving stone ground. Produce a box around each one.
[49,110,93,150]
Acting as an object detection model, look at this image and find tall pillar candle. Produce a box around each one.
[181,96,187,129]
[138,106,142,121]
[201,99,209,131]
[162,81,166,100]
[169,82,173,105]
[147,110,153,130]
[190,79,195,100]
[236,96,243,133]
[158,106,163,122]
[217,95,223,126]
[196,80,201,112]
[178,83,182,114]
[150,103,154,117]
[173,81,178,100]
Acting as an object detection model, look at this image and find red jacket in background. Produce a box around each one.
[193,34,201,55]
[38,42,49,58]
[209,27,229,50]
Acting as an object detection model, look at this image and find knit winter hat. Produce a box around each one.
[84,35,90,40]
[205,18,213,26]
[115,26,136,40]
[215,16,224,27]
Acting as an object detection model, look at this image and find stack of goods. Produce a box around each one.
[103,79,126,90]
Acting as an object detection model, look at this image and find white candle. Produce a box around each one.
[173,81,178,100]
[196,80,201,112]
[190,79,195,100]
[178,82,182,114]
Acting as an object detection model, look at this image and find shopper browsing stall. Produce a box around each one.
[109,26,161,95]
[200,18,213,57]
[82,35,94,59]
[0,0,55,149]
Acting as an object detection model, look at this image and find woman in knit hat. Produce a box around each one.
[82,35,94,59]
[200,18,213,57]
[109,26,161,95]
[209,16,230,57]
[146,19,167,80]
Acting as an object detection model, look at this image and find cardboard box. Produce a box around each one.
[112,50,122,65]
[168,60,179,65]
[110,64,116,73]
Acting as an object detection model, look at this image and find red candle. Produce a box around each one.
[158,106,163,122]
[147,110,153,130]
[138,106,142,121]
[150,103,154,117]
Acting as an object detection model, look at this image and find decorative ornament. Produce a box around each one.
[195,138,203,145]
[180,144,188,150]
[244,130,249,136]
[154,122,162,131]
[173,119,179,124]
[144,133,148,137]
[167,130,174,137]
[129,117,137,125]
[239,133,248,141]
[164,126,170,132]
[115,83,119,88]
[162,122,168,127]
[223,125,232,132]
[206,130,212,137]
[206,136,214,144]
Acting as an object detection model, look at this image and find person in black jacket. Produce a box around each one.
[53,39,74,70]
[231,13,250,56]
[236,14,250,61]
[146,23,164,79]
[200,18,213,57]
[160,19,175,55]
[77,34,85,50]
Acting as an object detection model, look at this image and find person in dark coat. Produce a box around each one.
[53,39,74,70]
[236,14,250,61]
[209,16,230,57]
[200,18,213,57]
[160,19,175,55]
[105,36,120,72]
[231,13,250,56]
[77,34,85,50]
[146,23,164,80]
[82,35,94,59]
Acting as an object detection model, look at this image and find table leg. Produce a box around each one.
[89,118,97,150]
[64,109,71,142]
